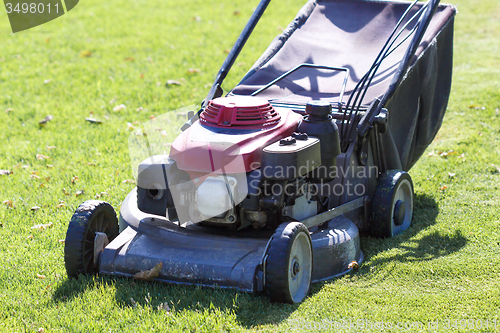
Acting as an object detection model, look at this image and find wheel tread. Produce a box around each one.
[64,201,119,278]
[265,222,312,303]
[370,170,413,238]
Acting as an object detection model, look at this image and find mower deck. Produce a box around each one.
[98,188,363,292]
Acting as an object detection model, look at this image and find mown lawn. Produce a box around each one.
[0,0,499,332]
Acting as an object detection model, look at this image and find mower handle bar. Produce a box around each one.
[182,0,441,133]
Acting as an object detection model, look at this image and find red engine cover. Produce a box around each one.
[170,96,301,175]
[200,96,281,129]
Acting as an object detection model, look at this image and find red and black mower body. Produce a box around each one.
[65,0,456,303]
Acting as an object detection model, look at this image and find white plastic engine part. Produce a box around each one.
[196,176,237,219]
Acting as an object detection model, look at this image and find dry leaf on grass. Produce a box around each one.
[113,104,126,112]
[71,176,79,184]
[438,150,457,158]
[122,179,135,184]
[133,262,163,281]
[4,108,13,113]
[130,297,138,308]
[439,185,448,192]
[3,200,14,208]
[80,50,92,57]
[36,154,50,160]
[166,80,182,86]
[30,174,41,180]
[39,115,53,125]
[31,222,53,230]
[27,234,33,239]
[158,302,171,314]
[136,107,143,112]
[95,192,108,199]
[56,202,65,208]
[46,145,57,150]
[348,261,359,270]
[187,68,200,74]
[37,274,46,279]
[45,281,56,290]
[85,117,102,124]
[124,57,135,62]
[58,239,65,244]
[0,170,12,176]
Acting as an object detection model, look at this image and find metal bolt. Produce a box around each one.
[292,260,300,276]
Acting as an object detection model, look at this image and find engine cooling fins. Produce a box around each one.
[200,96,281,129]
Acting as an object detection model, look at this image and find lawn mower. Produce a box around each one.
[64,0,456,303]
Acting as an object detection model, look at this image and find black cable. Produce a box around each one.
[339,0,421,150]
[340,0,420,142]
[343,2,430,147]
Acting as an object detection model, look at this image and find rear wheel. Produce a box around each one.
[265,222,313,303]
[64,201,119,277]
[370,170,414,238]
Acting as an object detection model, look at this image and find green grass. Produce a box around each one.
[1,0,499,332]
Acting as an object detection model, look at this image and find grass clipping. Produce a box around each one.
[133,262,163,281]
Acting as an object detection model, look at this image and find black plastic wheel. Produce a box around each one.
[370,170,414,238]
[64,200,119,278]
[265,222,313,304]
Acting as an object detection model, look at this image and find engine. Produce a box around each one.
[136,96,341,230]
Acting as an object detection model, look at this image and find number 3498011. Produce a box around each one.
[5,3,60,14]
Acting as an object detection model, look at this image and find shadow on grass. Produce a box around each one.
[52,274,295,328]
[358,193,467,274]
[52,194,465,329]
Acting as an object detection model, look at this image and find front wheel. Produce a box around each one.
[265,222,313,304]
[370,170,414,238]
[64,200,119,277]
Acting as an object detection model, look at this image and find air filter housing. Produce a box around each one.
[200,96,281,129]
